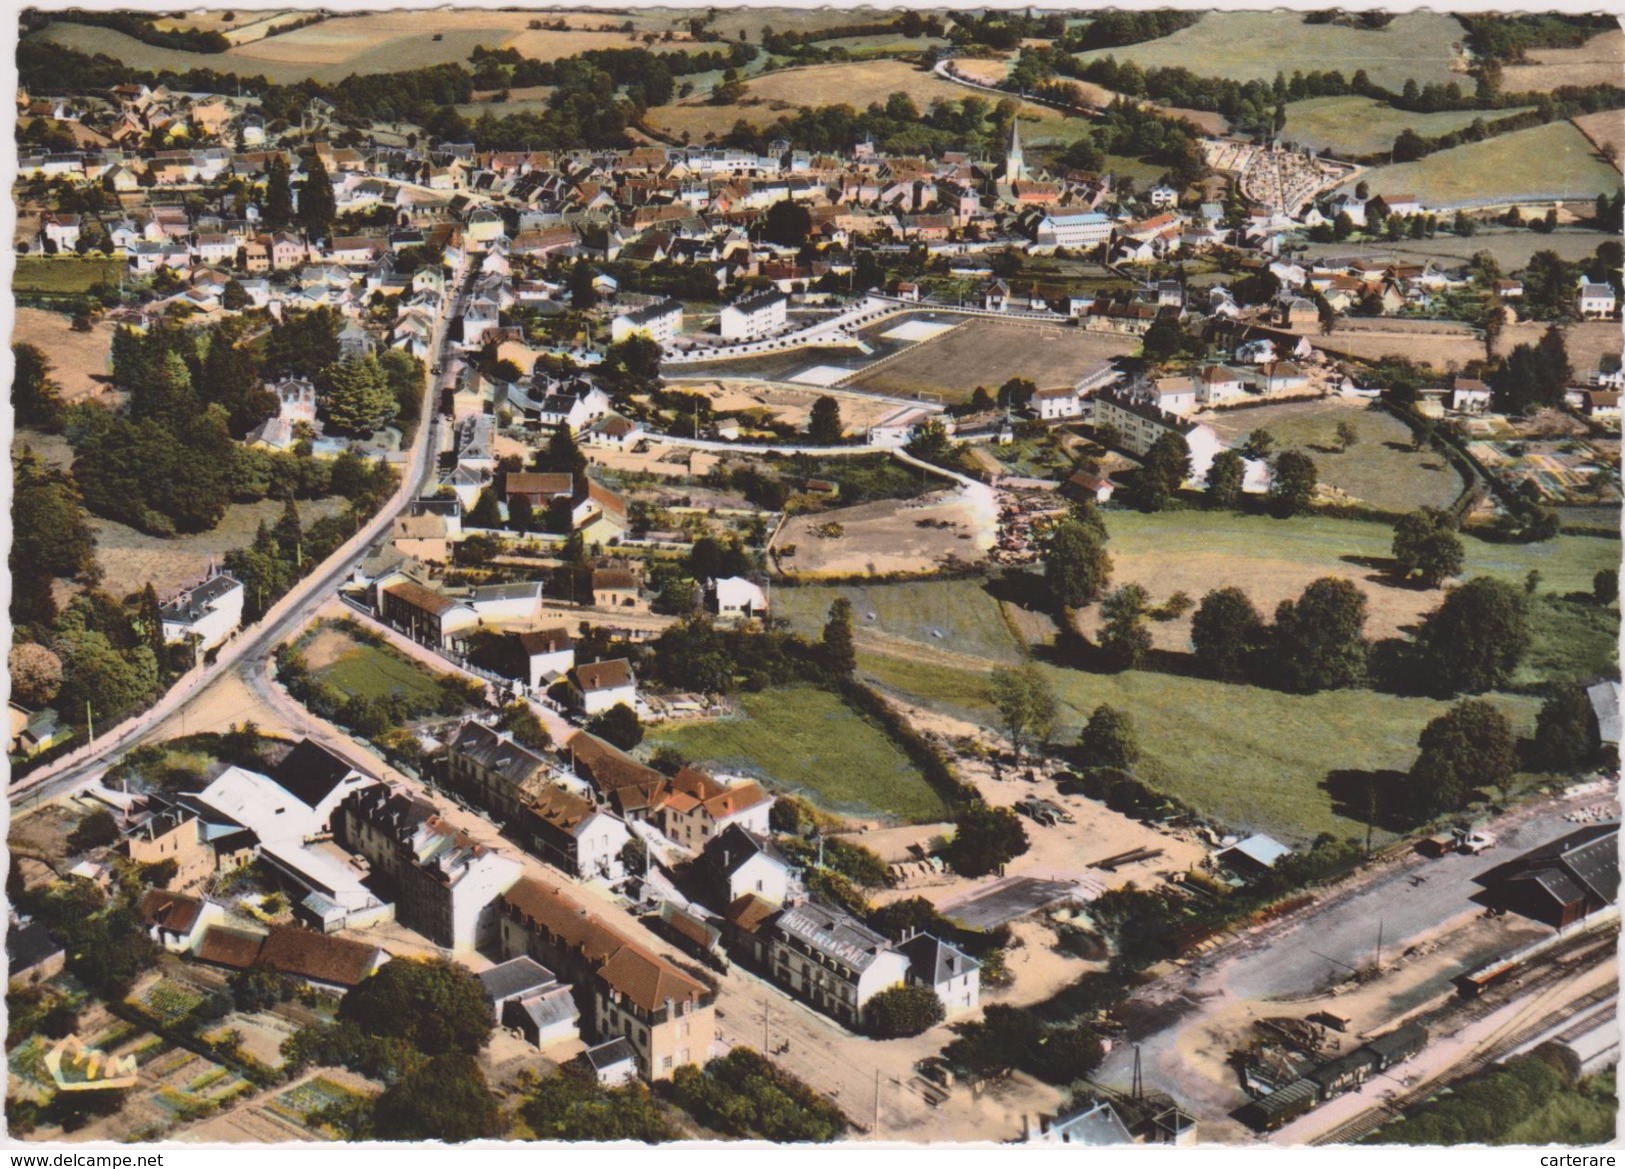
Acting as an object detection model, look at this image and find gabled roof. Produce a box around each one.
[518,626,573,656]
[269,739,360,809]
[139,889,205,936]
[450,722,551,787]
[895,932,980,986]
[573,658,634,693]
[775,900,892,972]
[701,823,787,877]
[584,1036,637,1071]
[725,893,780,934]
[478,955,558,1003]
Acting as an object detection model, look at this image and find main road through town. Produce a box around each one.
[8,257,475,808]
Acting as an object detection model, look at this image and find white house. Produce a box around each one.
[468,581,545,625]
[611,299,683,345]
[867,404,934,448]
[521,785,630,881]
[517,626,575,688]
[1034,385,1085,420]
[1196,365,1248,405]
[160,573,245,653]
[896,933,980,1017]
[708,576,768,619]
[1148,184,1179,208]
[718,289,788,341]
[700,824,792,906]
[1151,376,1197,417]
[1576,281,1617,320]
[567,658,638,716]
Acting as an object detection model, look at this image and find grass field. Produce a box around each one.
[1520,594,1621,689]
[846,317,1138,403]
[1345,121,1622,209]
[645,684,946,822]
[91,497,349,601]
[1573,110,1625,173]
[14,256,125,295]
[30,12,690,85]
[1073,11,1467,91]
[302,623,447,707]
[1283,96,1533,157]
[774,579,1031,663]
[1204,399,1463,512]
[1500,29,1625,93]
[858,648,1539,845]
[12,307,118,403]
[645,58,1097,145]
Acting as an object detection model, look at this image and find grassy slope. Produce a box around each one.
[646,684,947,822]
[1342,121,1623,207]
[1283,95,1533,157]
[774,579,1029,663]
[859,649,1539,846]
[1073,11,1466,90]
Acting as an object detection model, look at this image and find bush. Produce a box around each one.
[943,804,1029,878]
[862,984,945,1038]
[669,1048,847,1142]
[67,809,119,853]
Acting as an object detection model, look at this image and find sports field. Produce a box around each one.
[645,684,948,822]
[1203,398,1464,513]
[1073,11,1467,91]
[845,317,1138,403]
[1346,121,1622,209]
[1283,96,1533,158]
[857,647,1539,845]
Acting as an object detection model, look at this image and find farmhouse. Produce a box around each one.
[1575,281,1617,320]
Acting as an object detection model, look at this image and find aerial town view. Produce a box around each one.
[5,2,1621,1150]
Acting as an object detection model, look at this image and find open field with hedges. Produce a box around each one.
[1344,121,1622,209]
[1500,28,1625,92]
[1073,11,1468,91]
[301,622,447,707]
[14,255,124,295]
[857,646,1540,845]
[646,684,947,822]
[1283,95,1533,158]
[1203,398,1464,513]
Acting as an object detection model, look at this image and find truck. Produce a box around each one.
[1459,829,1496,855]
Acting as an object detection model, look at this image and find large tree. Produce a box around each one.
[1391,507,1464,588]
[532,425,587,476]
[1269,449,1318,517]
[298,153,337,239]
[322,355,395,436]
[1097,584,1152,670]
[1413,577,1530,695]
[1205,449,1245,508]
[1131,432,1191,511]
[822,596,856,676]
[1077,704,1139,770]
[585,703,642,750]
[1043,519,1111,608]
[1270,577,1369,693]
[1190,586,1265,682]
[264,154,294,229]
[13,343,65,430]
[808,395,843,445]
[372,1054,501,1143]
[987,662,1057,760]
[944,804,1030,878]
[1408,699,1516,818]
[338,957,493,1056]
[862,985,945,1038]
[1533,684,1597,773]
[9,642,64,707]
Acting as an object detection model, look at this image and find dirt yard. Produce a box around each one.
[662,377,912,436]
[13,307,119,403]
[1500,29,1625,92]
[771,490,989,576]
[847,318,1138,403]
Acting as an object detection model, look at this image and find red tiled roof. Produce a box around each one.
[257,926,385,988]
[139,890,203,935]
[195,926,265,971]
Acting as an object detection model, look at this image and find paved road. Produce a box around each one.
[1095,782,1616,1120]
[9,257,471,809]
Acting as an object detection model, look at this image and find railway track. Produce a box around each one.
[1309,928,1617,1146]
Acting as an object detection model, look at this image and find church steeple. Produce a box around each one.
[1005,118,1026,182]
